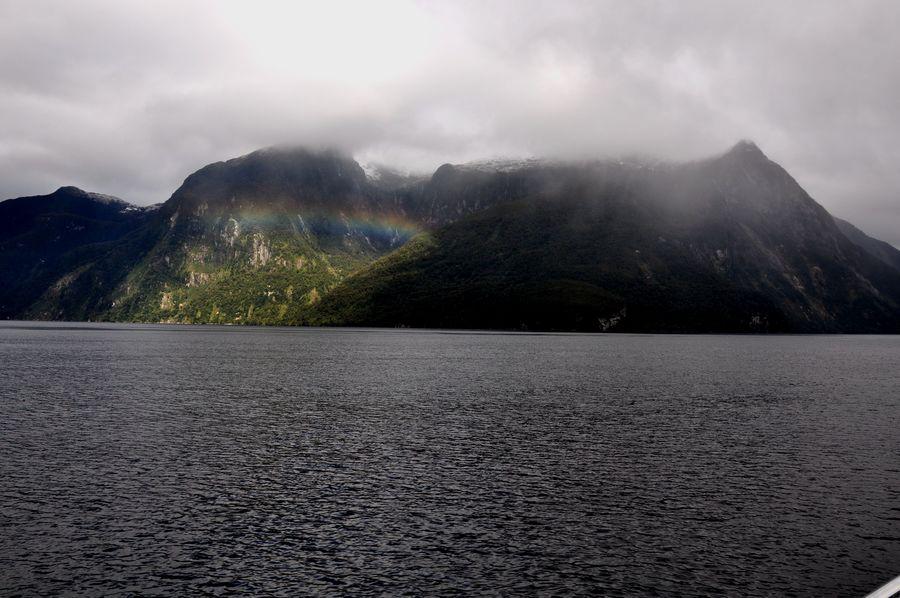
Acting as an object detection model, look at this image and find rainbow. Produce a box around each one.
[196,205,424,244]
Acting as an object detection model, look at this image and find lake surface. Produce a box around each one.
[0,322,897,596]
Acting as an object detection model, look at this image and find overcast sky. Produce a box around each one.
[1,1,899,244]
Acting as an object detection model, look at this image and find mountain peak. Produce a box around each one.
[727,139,767,160]
[55,185,88,196]
[53,186,128,206]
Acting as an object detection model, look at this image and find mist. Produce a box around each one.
[1,0,899,244]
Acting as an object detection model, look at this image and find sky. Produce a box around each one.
[1,1,899,245]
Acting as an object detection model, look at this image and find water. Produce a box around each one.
[0,322,897,596]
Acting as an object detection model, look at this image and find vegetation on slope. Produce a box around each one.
[309,196,790,332]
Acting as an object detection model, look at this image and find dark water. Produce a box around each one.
[0,323,897,596]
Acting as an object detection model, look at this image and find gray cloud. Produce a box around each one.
[1,0,899,245]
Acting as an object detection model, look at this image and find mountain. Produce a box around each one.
[2,142,899,332]
[309,142,900,332]
[833,216,900,272]
[27,148,428,324]
[0,187,156,318]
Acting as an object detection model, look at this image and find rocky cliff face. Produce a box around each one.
[3,142,899,331]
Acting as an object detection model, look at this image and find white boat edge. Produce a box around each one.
[866,575,900,598]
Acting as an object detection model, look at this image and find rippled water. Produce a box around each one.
[0,322,898,596]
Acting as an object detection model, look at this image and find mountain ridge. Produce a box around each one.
[2,142,899,331]
[309,142,900,332]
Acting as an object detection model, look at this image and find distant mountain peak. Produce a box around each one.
[53,186,128,206]
[726,139,767,160]
[55,185,87,195]
[245,144,348,160]
[430,163,458,182]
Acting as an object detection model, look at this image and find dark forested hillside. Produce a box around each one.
[0,187,157,318]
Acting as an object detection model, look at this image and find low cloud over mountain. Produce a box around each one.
[1,1,899,245]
